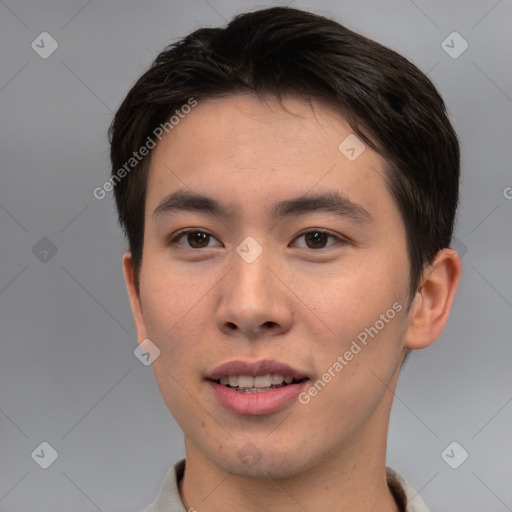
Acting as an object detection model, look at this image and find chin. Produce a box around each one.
[209,441,316,480]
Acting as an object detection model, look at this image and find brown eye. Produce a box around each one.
[170,230,221,249]
[187,232,210,248]
[293,230,340,249]
[304,231,329,248]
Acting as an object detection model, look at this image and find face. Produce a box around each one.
[128,94,414,478]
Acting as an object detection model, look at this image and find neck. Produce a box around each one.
[182,448,399,512]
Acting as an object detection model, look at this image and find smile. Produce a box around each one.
[217,373,306,393]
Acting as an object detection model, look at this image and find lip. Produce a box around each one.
[207,359,309,381]
[206,359,310,416]
[208,379,309,415]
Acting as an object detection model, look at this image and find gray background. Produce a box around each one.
[1,0,511,510]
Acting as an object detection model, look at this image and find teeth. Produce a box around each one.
[254,374,273,387]
[237,375,254,387]
[271,374,284,385]
[218,374,295,388]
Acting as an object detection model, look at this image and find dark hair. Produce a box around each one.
[109,6,460,301]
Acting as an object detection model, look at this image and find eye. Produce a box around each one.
[291,230,342,249]
[169,230,222,249]
[169,229,344,250]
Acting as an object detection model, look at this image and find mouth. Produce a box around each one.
[206,359,310,415]
[214,374,308,393]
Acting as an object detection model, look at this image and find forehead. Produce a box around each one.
[153,94,372,170]
[145,94,397,227]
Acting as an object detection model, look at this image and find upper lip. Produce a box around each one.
[207,359,309,381]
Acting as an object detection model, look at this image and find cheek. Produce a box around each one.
[296,279,407,444]
[138,263,215,425]
[293,244,410,403]
[295,245,409,340]
[139,259,205,362]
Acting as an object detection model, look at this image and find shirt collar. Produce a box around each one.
[145,459,430,512]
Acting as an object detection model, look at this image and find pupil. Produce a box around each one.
[307,231,326,248]
[189,232,209,248]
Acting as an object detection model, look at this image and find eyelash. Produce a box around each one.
[168,229,345,250]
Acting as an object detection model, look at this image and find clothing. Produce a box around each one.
[140,459,429,512]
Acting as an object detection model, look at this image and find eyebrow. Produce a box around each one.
[152,189,373,224]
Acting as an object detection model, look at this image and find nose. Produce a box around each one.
[215,245,293,340]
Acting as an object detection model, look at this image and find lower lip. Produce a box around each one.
[208,380,309,415]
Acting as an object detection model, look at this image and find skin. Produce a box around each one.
[123,94,461,511]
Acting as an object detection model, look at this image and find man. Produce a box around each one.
[109,6,461,511]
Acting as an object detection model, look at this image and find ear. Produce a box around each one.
[403,248,461,350]
[122,252,148,343]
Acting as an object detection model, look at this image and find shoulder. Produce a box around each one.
[137,459,187,512]
[386,466,430,512]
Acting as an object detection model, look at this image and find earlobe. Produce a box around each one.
[403,248,461,350]
[122,252,148,344]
